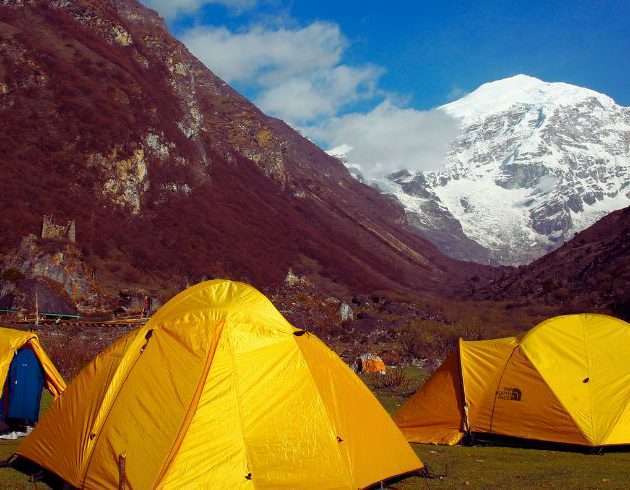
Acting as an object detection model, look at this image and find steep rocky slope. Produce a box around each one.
[0,0,480,304]
[343,75,630,265]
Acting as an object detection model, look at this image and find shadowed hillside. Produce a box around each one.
[478,206,630,319]
[0,0,487,304]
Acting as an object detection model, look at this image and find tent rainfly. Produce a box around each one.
[395,314,630,447]
[18,280,422,489]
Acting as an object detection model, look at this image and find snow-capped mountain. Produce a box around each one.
[333,75,630,265]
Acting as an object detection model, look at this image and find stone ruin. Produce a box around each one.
[41,214,76,243]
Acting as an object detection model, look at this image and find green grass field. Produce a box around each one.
[1,370,630,488]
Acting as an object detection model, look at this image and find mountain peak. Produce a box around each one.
[481,73,545,88]
[363,76,630,266]
[441,74,616,123]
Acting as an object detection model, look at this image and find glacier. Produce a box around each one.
[330,75,630,265]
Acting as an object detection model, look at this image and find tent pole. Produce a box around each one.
[35,290,39,327]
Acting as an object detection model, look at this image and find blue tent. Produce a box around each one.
[1,348,45,426]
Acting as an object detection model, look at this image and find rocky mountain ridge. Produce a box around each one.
[477,205,630,318]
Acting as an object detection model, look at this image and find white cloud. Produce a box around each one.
[182,22,343,83]
[310,100,461,177]
[173,12,462,175]
[143,0,256,19]
[257,65,382,122]
[181,22,383,124]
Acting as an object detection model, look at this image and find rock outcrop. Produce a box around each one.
[1,234,101,311]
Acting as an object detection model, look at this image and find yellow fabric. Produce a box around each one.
[19,280,421,489]
[520,314,630,445]
[17,331,142,485]
[482,346,589,445]
[459,337,517,432]
[0,326,65,399]
[296,335,421,488]
[394,352,464,445]
[395,314,630,447]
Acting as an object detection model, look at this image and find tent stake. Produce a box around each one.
[118,453,126,490]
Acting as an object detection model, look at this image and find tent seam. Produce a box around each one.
[226,328,256,490]
[582,316,596,444]
[456,339,470,435]
[28,338,65,398]
[488,345,519,433]
[80,330,150,487]
[294,335,355,489]
[588,318,630,443]
[599,327,630,443]
[152,320,226,487]
[519,344,593,445]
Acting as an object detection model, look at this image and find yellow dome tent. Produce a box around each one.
[0,327,65,399]
[18,280,421,488]
[395,314,630,447]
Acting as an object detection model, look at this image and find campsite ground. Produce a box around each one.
[369,367,630,489]
[402,444,630,489]
[1,369,630,488]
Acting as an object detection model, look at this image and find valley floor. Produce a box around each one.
[1,369,629,488]
[406,444,630,489]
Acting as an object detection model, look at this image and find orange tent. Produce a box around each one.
[19,280,421,488]
[355,353,387,374]
[395,314,630,447]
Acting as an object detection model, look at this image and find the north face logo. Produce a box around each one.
[496,387,522,401]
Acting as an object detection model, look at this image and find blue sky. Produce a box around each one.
[142,0,630,173]
[150,0,630,107]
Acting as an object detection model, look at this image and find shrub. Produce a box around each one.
[1,268,25,283]
[398,319,481,365]
[38,327,133,381]
[43,334,100,379]
[554,287,571,302]
[364,368,413,394]
[400,321,450,360]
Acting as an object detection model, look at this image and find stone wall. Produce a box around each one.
[41,215,76,242]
